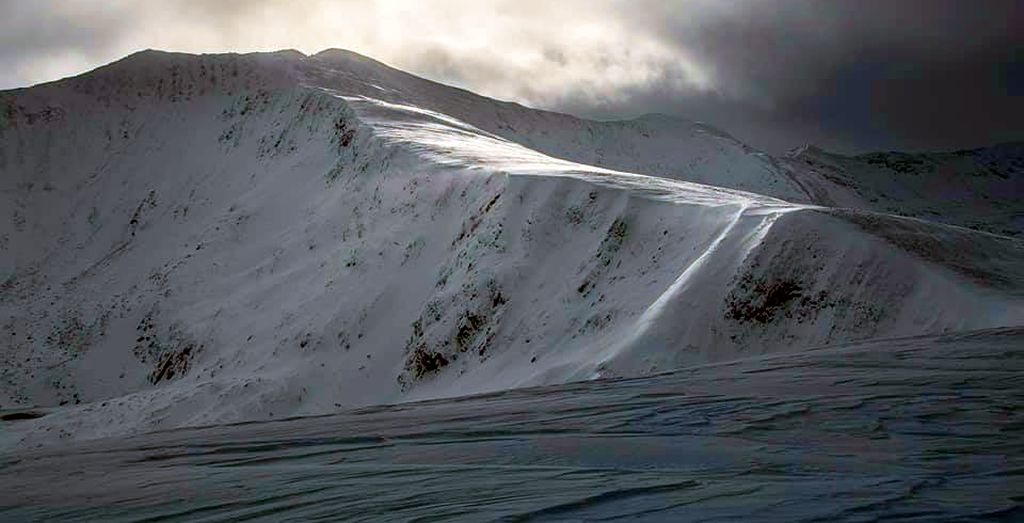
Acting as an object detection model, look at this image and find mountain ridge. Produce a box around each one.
[1,49,1021,447]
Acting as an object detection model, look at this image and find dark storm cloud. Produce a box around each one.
[584,0,1024,152]
[0,0,1019,153]
[0,1,129,64]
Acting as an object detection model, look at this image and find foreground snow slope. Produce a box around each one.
[1,50,1022,444]
[2,327,1021,521]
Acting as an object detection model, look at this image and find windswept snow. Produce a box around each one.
[2,328,1021,521]
[0,49,1022,449]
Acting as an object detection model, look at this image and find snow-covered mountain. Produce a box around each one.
[1,49,1021,446]
[781,143,1024,237]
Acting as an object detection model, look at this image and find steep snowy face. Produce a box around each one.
[300,50,810,202]
[1,50,1022,445]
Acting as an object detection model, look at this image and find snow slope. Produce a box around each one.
[303,49,810,202]
[781,143,1024,236]
[1,50,1022,446]
[2,327,1021,521]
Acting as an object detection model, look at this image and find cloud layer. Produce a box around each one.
[1,0,1020,153]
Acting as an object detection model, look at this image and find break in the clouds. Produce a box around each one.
[0,0,1020,153]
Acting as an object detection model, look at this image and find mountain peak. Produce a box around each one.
[308,48,402,78]
[312,48,373,62]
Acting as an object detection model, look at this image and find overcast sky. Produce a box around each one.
[1,0,1020,153]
